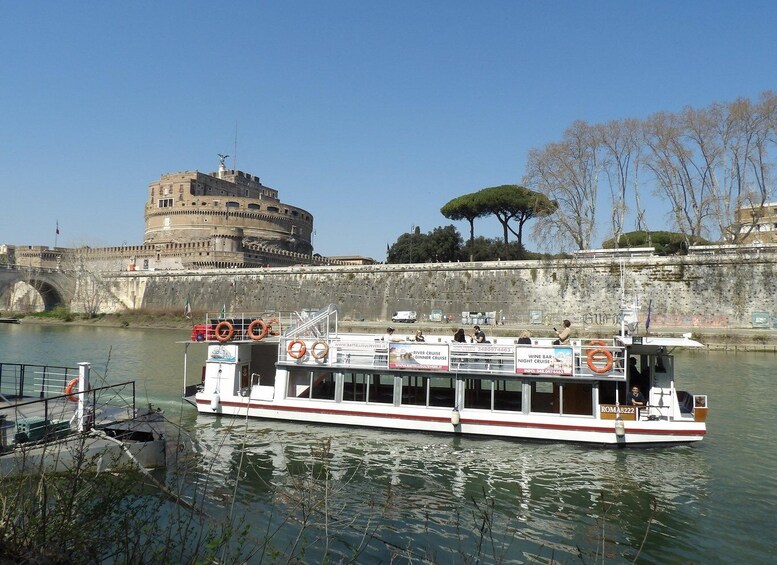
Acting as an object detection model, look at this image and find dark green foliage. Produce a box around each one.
[601,231,711,255]
[387,225,463,263]
[474,185,557,248]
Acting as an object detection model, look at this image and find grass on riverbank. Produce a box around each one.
[11,308,192,330]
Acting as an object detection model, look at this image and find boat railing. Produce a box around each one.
[0,362,82,400]
[277,336,627,380]
[285,304,339,339]
[0,380,138,448]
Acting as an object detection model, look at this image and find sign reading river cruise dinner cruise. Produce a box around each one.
[388,343,450,371]
[515,346,573,376]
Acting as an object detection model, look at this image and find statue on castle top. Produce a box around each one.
[217,153,229,169]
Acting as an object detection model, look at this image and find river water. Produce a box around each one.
[2,323,775,563]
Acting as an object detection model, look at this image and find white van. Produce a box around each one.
[391,311,417,323]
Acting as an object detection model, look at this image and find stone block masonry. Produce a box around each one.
[103,251,777,330]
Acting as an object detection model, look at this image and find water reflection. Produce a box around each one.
[2,325,775,562]
[184,412,714,562]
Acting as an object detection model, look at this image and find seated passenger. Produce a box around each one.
[516,330,532,345]
[625,385,646,406]
[384,327,401,343]
[471,325,487,343]
[414,330,425,342]
[453,328,466,343]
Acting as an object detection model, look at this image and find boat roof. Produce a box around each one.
[615,335,705,351]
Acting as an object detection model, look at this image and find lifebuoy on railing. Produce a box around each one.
[214,321,234,343]
[246,319,269,341]
[310,340,329,360]
[588,340,607,347]
[287,339,307,359]
[587,347,614,374]
[64,378,90,403]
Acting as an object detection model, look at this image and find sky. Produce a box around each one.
[2,1,776,260]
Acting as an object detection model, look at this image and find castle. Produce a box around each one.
[4,159,374,273]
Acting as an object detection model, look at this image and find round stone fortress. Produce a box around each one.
[144,160,314,255]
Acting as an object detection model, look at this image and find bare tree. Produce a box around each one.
[524,121,601,251]
[642,110,715,245]
[598,118,644,244]
[716,95,775,241]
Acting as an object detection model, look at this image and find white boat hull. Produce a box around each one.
[194,396,705,446]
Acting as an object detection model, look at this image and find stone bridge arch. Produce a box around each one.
[0,267,75,312]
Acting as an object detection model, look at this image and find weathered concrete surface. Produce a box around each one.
[103,252,777,330]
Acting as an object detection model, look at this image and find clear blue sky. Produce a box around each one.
[2,1,775,260]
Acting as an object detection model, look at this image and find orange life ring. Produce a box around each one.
[287,339,307,359]
[64,378,90,403]
[214,321,234,343]
[587,348,614,374]
[588,340,607,346]
[310,340,329,359]
[247,319,269,341]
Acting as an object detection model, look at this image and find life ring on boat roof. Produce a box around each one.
[310,340,329,360]
[287,339,307,359]
[246,319,269,341]
[587,347,613,374]
[588,340,607,347]
[214,321,234,343]
[64,378,90,403]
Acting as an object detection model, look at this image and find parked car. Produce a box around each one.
[391,311,417,323]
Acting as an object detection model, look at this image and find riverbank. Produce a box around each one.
[14,313,777,352]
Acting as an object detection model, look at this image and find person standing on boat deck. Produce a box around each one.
[629,357,649,394]
[553,320,571,345]
[414,330,425,342]
[453,328,466,343]
[471,325,487,343]
[625,385,646,406]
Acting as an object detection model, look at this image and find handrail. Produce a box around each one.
[285,304,338,338]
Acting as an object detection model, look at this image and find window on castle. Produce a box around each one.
[158,198,173,208]
[248,204,260,210]
[226,201,239,208]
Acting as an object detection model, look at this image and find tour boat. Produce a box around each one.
[182,305,708,446]
[0,361,166,475]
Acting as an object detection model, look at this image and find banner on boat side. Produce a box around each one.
[515,346,573,376]
[388,343,449,371]
[207,344,238,363]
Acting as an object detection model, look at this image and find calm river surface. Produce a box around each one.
[2,323,775,563]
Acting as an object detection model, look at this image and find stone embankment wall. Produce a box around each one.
[104,251,777,330]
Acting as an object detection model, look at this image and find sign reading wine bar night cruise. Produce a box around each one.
[515,346,573,376]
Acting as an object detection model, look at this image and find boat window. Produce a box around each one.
[530,381,559,414]
[562,382,594,415]
[343,372,368,402]
[401,375,428,406]
[464,378,492,410]
[429,377,455,407]
[286,370,335,400]
[599,381,626,404]
[368,374,394,404]
[311,372,336,400]
[493,379,522,412]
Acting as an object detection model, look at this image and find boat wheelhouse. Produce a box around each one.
[182,305,708,446]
